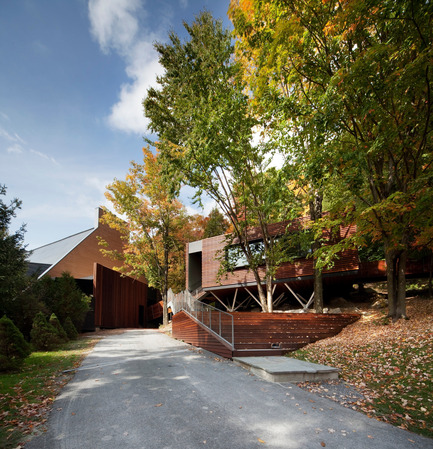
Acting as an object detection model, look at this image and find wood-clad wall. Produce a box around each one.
[172,311,233,358]
[201,233,359,290]
[231,312,359,356]
[94,263,148,328]
[172,310,360,358]
[46,209,125,279]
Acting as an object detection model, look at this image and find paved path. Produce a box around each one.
[26,330,432,449]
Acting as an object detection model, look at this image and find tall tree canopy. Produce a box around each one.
[143,11,299,312]
[203,207,231,239]
[100,148,191,325]
[0,185,28,319]
[229,0,433,320]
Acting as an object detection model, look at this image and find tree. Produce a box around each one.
[203,207,231,238]
[49,313,68,343]
[143,11,299,312]
[30,312,61,351]
[0,315,31,372]
[229,0,433,320]
[0,185,28,318]
[101,147,190,325]
[39,273,90,331]
[63,316,78,340]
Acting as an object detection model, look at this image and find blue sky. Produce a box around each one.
[0,0,231,249]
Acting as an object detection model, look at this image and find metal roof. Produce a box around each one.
[27,228,94,265]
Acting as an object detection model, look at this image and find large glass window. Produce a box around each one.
[226,240,265,268]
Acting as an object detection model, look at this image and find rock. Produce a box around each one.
[371,298,388,309]
[329,297,350,308]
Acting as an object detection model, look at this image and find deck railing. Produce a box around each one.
[168,289,234,349]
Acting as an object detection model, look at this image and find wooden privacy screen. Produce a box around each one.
[93,263,148,328]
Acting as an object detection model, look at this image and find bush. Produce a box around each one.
[49,313,68,343]
[0,315,31,372]
[63,316,79,340]
[30,312,61,351]
[40,273,90,331]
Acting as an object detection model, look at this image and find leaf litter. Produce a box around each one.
[291,296,433,438]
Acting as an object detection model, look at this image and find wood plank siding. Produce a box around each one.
[94,263,148,328]
[172,311,359,359]
[231,312,359,357]
[45,209,125,279]
[172,311,233,358]
[147,301,163,320]
[201,233,359,291]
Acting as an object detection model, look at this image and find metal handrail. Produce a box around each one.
[170,289,234,349]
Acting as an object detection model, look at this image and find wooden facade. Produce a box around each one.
[188,220,359,296]
[172,311,233,358]
[94,263,148,328]
[41,208,125,279]
[172,310,359,359]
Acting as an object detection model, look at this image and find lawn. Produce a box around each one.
[0,336,100,449]
[290,295,433,439]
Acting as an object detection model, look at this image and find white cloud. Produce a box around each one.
[30,149,60,166]
[88,0,143,55]
[88,0,164,135]
[7,144,23,154]
[0,126,25,144]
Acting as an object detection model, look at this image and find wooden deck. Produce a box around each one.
[172,311,359,359]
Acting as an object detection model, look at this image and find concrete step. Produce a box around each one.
[233,356,340,383]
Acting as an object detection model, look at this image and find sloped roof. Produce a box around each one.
[27,228,94,277]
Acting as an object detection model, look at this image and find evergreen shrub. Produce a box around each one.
[30,312,61,351]
[0,315,31,372]
[63,316,78,340]
[49,313,68,343]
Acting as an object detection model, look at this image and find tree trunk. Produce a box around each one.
[266,274,273,313]
[253,271,269,312]
[162,290,168,327]
[310,192,323,313]
[163,246,169,326]
[396,249,407,320]
[385,246,407,321]
[429,253,433,298]
[314,266,323,313]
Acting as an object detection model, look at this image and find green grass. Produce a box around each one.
[0,336,99,449]
[291,333,433,438]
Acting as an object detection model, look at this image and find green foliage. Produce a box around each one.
[143,11,301,312]
[0,315,31,372]
[0,185,29,322]
[63,316,78,340]
[101,148,191,325]
[49,313,68,343]
[230,0,433,319]
[203,208,230,238]
[30,312,62,351]
[358,239,386,262]
[39,273,90,332]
